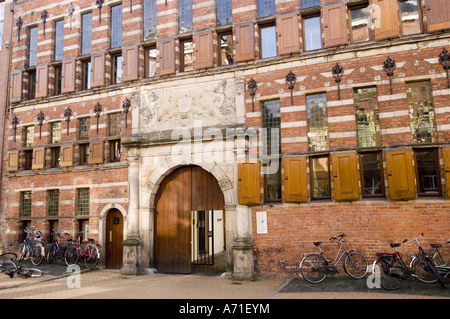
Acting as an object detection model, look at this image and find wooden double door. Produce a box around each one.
[154,166,224,273]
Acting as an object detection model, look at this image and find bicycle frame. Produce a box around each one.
[313,236,353,266]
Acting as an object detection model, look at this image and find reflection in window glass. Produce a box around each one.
[257,0,275,18]
[81,12,92,55]
[28,26,38,67]
[350,7,369,43]
[310,156,330,199]
[54,20,64,61]
[218,33,234,66]
[300,0,320,9]
[51,122,61,144]
[181,40,194,72]
[406,81,435,143]
[146,47,157,77]
[360,152,383,196]
[113,55,123,84]
[415,149,440,195]
[143,0,157,40]
[354,87,381,147]
[111,4,123,49]
[307,93,328,151]
[260,25,277,59]
[400,0,421,36]
[304,16,321,51]
[25,126,34,147]
[217,0,232,26]
[179,0,193,33]
[21,191,32,217]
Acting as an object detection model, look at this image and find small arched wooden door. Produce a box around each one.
[105,209,124,269]
[154,166,224,273]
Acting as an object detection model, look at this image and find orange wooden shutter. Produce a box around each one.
[91,52,106,88]
[61,58,76,93]
[60,144,74,168]
[194,30,214,70]
[323,3,348,48]
[283,156,308,202]
[32,147,45,170]
[443,146,450,198]
[89,141,104,164]
[385,148,416,200]
[235,21,255,63]
[238,160,261,205]
[6,150,20,171]
[35,64,49,98]
[122,44,139,82]
[425,0,450,33]
[159,37,176,76]
[276,12,301,56]
[331,151,360,201]
[10,70,23,102]
[373,0,400,41]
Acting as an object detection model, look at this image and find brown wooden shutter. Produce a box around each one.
[61,58,76,93]
[122,44,139,82]
[425,0,450,33]
[235,21,255,63]
[443,146,450,198]
[331,151,360,201]
[10,70,23,102]
[89,141,104,165]
[276,12,301,56]
[385,148,416,200]
[323,3,348,48]
[283,156,308,202]
[238,160,261,205]
[32,147,45,170]
[6,150,20,171]
[91,52,106,88]
[159,37,176,76]
[194,30,214,70]
[60,144,74,168]
[35,64,49,98]
[373,0,400,41]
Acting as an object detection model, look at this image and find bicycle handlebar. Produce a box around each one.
[402,233,424,244]
[330,233,345,241]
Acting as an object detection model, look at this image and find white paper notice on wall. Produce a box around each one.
[256,211,268,234]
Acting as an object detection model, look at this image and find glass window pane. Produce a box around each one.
[415,149,440,194]
[54,20,64,61]
[114,55,122,83]
[29,26,38,66]
[143,0,157,40]
[51,122,61,144]
[350,7,369,43]
[311,157,330,199]
[147,47,157,77]
[77,188,90,215]
[307,93,329,151]
[400,0,421,36]
[361,153,383,196]
[25,126,34,147]
[354,87,381,147]
[261,100,281,156]
[257,0,275,18]
[182,40,194,71]
[48,190,59,216]
[217,0,232,26]
[111,5,123,48]
[406,81,435,143]
[260,25,277,59]
[179,0,193,33]
[304,16,321,51]
[82,12,92,55]
[300,0,320,9]
[218,33,234,66]
[21,191,32,217]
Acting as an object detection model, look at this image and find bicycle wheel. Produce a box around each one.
[64,246,79,266]
[343,251,369,279]
[84,246,99,269]
[411,254,436,284]
[374,257,404,290]
[46,244,56,264]
[19,267,43,278]
[18,244,28,261]
[300,254,328,284]
[0,253,17,262]
[0,259,17,273]
[31,245,44,266]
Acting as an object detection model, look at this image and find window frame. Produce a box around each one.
[110,4,123,49]
[178,0,193,33]
[359,151,385,197]
[79,143,90,165]
[47,189,60,217]
[20,191,32,217]
[180,37,194,72]
[217,30,234,66]
[81,58,92,90]
[76,188,90,216]
[259,22,277,59]
[257,0,276,19]
[302,14,322,51]
[306,92,329,152]
[143,0,157,40]
[399,0,423,36]
[144,45,157,78]
[81,12,93,55]
[216,0,233,26]
[111,53,123,84]
[309,155,331,200]
[354,86,382,148]
[414,147,441,196]
[54,19,65,61]
[348,3,372,43]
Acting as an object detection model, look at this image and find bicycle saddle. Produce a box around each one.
[390,243,401,248]
[431,244,441,249]
[313,241,323,247]
[88,238,95,242]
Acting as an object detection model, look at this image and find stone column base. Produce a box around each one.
[121,237,145,275]
[231,237,257,281]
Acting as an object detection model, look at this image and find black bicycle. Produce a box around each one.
[374,234,445,290]
[46,231,71,264]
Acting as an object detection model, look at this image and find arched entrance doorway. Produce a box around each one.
[154,165,225,274]
[105,208,124,269]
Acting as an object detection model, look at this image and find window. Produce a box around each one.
[28,26,38,67]
[78,118,90,140]
[400,0,421,36]
[180,38,194,72]
[306,93,329,151]
[25,126,34,147]
[20,191,32,217]
[111,4,123,49]
[24,150,33,170]
[81,12,92,55]
[28,70,36,100]
[354,87,381,147]
[0,2,5,50]
[112,54,123,84]
[349,5,370,43]
[145,46,157,77]
[54,20,64,61]
[77,188,90,216]
[360,152,384,196]
[300,0,320,9]
[415,148,440,195]
[79,219,90,241]
[110,140,121,162]
[54,65,62,95]
[82,59,92,90]
[259,24,277,59]
[143,0,157,40]
[257,0,275,18]
[51,122,61,144]
[51,147,60,167]
[304,16,322,51]
[218,32,234,67]
[48,190,59,216]
[79,144,89,165]
[406,81,436,143]
[179,0,193,33]
[108,113,121,136]
[310,156,331,199]
[217,0,232,26]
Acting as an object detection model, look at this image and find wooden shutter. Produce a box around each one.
[35,64,49,98]
[276,12,301,56]
[443,146,450,198]
[373,0,400,41]
[425,0,450,33]
[385,148,416,200]
[235,21,255,63]
[122,44,139,82]
[238,160,260,205]
[10,70,23,102]
[6,150,20,171]
[61,58,76,93]
[89,141,104,165]
[32,147,45,170]
[91,52,106,88]
[323,3,348,48]
[159,37,176,76]
[283,156,308,202]
[60,144,74,168]
[194,30,214,70]
[331,151,360,201]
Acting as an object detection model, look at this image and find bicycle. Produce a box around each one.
[300,233,369,284]
[18,228,46,266]
[0,254,42,278]
[411,239,449,284]
[373,234,445,290]
[46,231,71,264]
[0,253,18,273]
[64,232,100,269]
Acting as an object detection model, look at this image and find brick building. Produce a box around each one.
[1,0,449,279]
